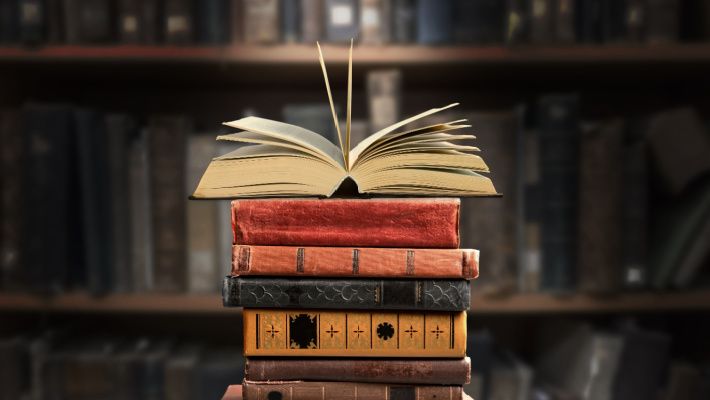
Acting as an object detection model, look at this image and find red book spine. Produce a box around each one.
[231,198,460,248]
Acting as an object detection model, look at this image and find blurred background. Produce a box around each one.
[1,0,710,399]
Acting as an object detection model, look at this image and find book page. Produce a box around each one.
[316,42,347,166]
[223,116,345,169]
[218,131,338,165]
[349,103,461,168]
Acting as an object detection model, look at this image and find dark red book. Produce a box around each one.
[231,198,460,248]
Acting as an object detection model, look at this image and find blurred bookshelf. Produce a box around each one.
[2,291,710,315]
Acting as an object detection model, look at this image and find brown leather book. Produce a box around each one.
[245,357,471,384]
[242,380,463,400]
[232,245,478,279]
[231,198,461,248]
[243,309,466,357]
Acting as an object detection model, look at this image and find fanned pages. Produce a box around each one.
[192,44,498,198]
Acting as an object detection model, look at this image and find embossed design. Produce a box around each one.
[431,325,445,340]
[289,313,317,349]
[266,324,280,338]
[404,325,418,339]
[376,322,395,341]
[352,325,365,337]
[422,281,469,310]
[325,325,339,338]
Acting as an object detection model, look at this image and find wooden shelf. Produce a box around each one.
[1,44,710,65]
[1,291,709,315]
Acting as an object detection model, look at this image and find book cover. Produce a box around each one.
[243,0,279,44]
[243,309,467,357]
[223,277,471,311]
[148,116,189,292]
[416,0,453,44]
[391,0,415,43]
[232,245,479,279]
[325,0,359,42]
[231,198,461,248]
[244,357,471,384]
[242,381,464,400]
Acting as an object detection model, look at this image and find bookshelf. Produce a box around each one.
[2,44,710,65]
[1,291,710,315]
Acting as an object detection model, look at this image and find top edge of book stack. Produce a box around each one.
[200,43,485,400]
[192,41,497,199]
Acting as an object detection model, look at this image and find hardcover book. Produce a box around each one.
[244,357,472,384]
[243,309,467,357]
[230,198,461,248]
[192,43,496,198]
[242,381,464,400]
[223,277,470,311]
[231,245,479,279]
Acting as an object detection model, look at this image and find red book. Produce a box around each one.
[232,245,479,279]
[231,198,460,248]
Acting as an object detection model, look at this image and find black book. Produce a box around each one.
[22,104,77,293]
[0,0,19,43]
[646,0,679,43]
[538,95,580,292]
[196,0,231,44]
[118,0,161,43]
[281,0,301,43]
[612,325,671,400]
[454,0,505,44]
[75,109,113,294]
[505,0,529,45]
[391,0,415,43]
[45,0,64,43]
[575,0,606,43]
[223,276,471,311]
[324,0,359,43]
[530,0,554,44]
[163,0,194,44]
[18,0,45,45]
[0,110,23,291]
[76,0,115,44]
[417,0,453,44]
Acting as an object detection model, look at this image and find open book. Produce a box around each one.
[193,43,497,198]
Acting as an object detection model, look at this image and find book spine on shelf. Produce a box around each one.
[128,129,153,292]
[621,121,648,289]
[360,0,389,45]
[76,0,114,43]
[416,0,453,44]
[391,0,415,43]
[163,0,194,44]
[148,116,189,292]
[223,277,471,311]
[196,0,230,44]
[281,0,301,43]
[0,0,20,43]
[242,380,464,400]
[529,0,554,44]
[554,0,576,43]
[0,110,23,290]
[18,0,45,45]
[243,309,467,357]
[301,0,323,43]
[505,0,529,45]
[232,245,479,279]
[245,357,472,384]
[646,0,679,43]
[324,0,359,43]
[231,198,461,248]
[453,0,505,44]
[243,0,279,44]
[538,95,580,292]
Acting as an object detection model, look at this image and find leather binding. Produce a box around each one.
[245,357,471,385]
[231,198,460,248]
[242,380,463,400]
[232,245,479,279]
[243,309,466,357]
[223,277,470,311]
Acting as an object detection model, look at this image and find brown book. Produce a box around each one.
[301,0,323,42]
[360,0,391,44]
[243,380,464,400]
[231,198,461,248]
[243,309,467,357]
[163,0,193,44]
[530,0,554,44]
[149,116,189,292]
[243,0,279,44]
[223,385,242,400]
[578,120,624,293]
[232,245,478,279]
[245,357,471,384]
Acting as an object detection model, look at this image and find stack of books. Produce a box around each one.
[192,44,495,399]
[222,198,477,398]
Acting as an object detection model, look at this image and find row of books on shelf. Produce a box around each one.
[1,0,709,47]
[1,75,709,296]
[0,321,707,400]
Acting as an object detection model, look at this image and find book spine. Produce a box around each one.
[360,0,386,45]
[128,130,153,292]
[391,0,415,43]
[505,0,529,45]
[0,0,20,43]
[300,0,322,42]
[645,0,679,43]
[77,0,114,43]
[232,198,460,248]
[529,0,553,44]
[224,277,470,311]
[243,309,467,357]
[454,0,505,44]
[45,0,63,43]
[242,381,463,400]
[554,0,575,43]
[416,0,453,44]
[117,0,141,43]
[281,0,301,43]
[324,0,359,42]
[232,245,479,279]
[197,0,230,44]
[163,0,194,44]
[367,69,402,132]
[18,0,45,45]
[243,0,279,44]
[626,0,646,42]
[538,95,580,292]
[245,357,472,384]
[148,116,188,292]
[0,110,23,290]
[621,120,648,289]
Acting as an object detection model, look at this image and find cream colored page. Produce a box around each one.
[218,131,332,162]
[216,144,322,160]
[349,103,461,167]
[223,116,345,169]
[316,42,346,166]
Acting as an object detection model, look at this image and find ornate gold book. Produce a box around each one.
[243,309,466,357]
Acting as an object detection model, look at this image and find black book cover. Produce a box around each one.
[223,276,471,311]
[196,0,231,44]
[454,0,505,44]
[538,95,580,292]
[22,104,78,293]
[75,109,113,294]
